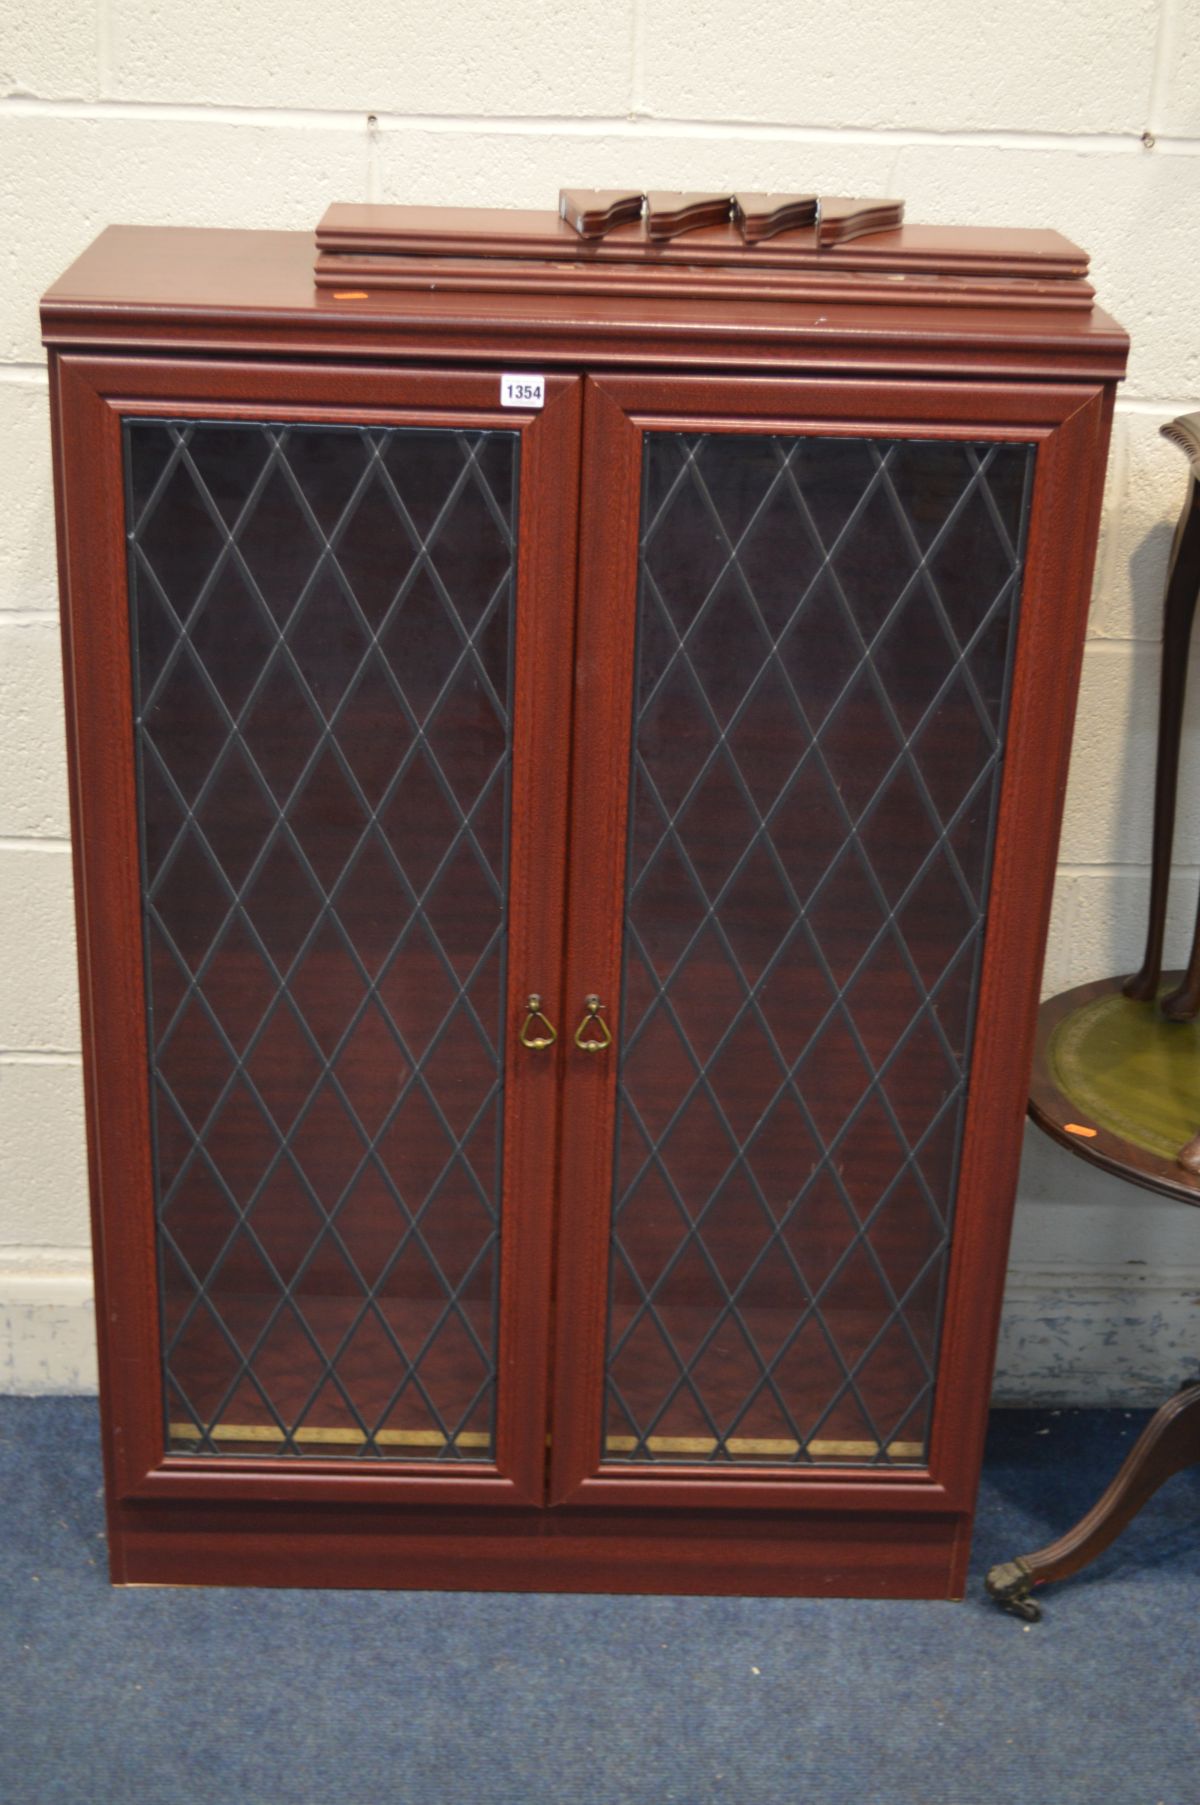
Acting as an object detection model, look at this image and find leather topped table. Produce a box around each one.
[986,974,1200,1619]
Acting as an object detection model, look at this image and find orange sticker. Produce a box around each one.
[332,290,369,300]
[1064,1123,1098,1138]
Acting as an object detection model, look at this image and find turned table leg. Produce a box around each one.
[985,1383,1200,1620]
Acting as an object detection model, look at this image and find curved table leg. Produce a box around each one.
[985,1382,1200,1621]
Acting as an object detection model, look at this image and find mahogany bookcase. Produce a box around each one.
[41,208,1127,1595]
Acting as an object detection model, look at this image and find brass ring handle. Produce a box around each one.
[573,994,613,1053]
[519,994,557,1050]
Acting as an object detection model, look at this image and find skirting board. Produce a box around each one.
[0,1270,97,1393]
[992,1263,1200,1405]
[1,1264,1197,1403]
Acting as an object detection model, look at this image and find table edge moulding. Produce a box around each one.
[41,202,1128,1597]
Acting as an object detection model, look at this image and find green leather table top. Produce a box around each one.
[1047,987,1200,1161]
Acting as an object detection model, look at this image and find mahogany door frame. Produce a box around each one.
[52,351,581,1514]
[550,370,1112,1511]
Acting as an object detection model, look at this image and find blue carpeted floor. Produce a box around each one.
[1,1398,1197,1805]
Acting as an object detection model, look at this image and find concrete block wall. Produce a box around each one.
[2,0,1198,1398]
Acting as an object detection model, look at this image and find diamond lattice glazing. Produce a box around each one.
[126,418,518,1460]
[603,432,1034,1466]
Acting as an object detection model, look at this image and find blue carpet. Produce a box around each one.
[1,1399,1197,1805]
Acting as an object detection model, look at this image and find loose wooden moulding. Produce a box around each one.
[41,202,1126,1596]
[553,190,898,245]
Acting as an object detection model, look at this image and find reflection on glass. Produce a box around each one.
[127,419,518,1459]
[605,432,1034,1466]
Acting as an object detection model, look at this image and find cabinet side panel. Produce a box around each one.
[54,362,165,1507]
[930,388,1114,1508]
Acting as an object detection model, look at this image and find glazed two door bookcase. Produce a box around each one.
[43,214,1126,1595]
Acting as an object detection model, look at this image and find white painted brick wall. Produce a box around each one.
[637,0,1161,134]
[0,847,79,1050]
[0,621,72,839]
[106,0,635,115]
[1,0,1198,1398]
[0,0,99,101]
[372,129,900,213]
[0,371,55,613]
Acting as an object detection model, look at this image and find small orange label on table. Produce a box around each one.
[332,290,369,300]
[1064,1123,1098,1137]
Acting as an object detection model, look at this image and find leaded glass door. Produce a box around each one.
[59,358,579,1505]
[550,374,1039,1506]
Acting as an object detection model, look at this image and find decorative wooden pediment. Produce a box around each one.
[817,197,905,246]
[644,192,738,240]
[558,190,644,239]
[556,189,904,246]
[732,193,818,244]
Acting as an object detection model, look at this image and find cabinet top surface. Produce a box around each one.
[41,224,1128,379]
